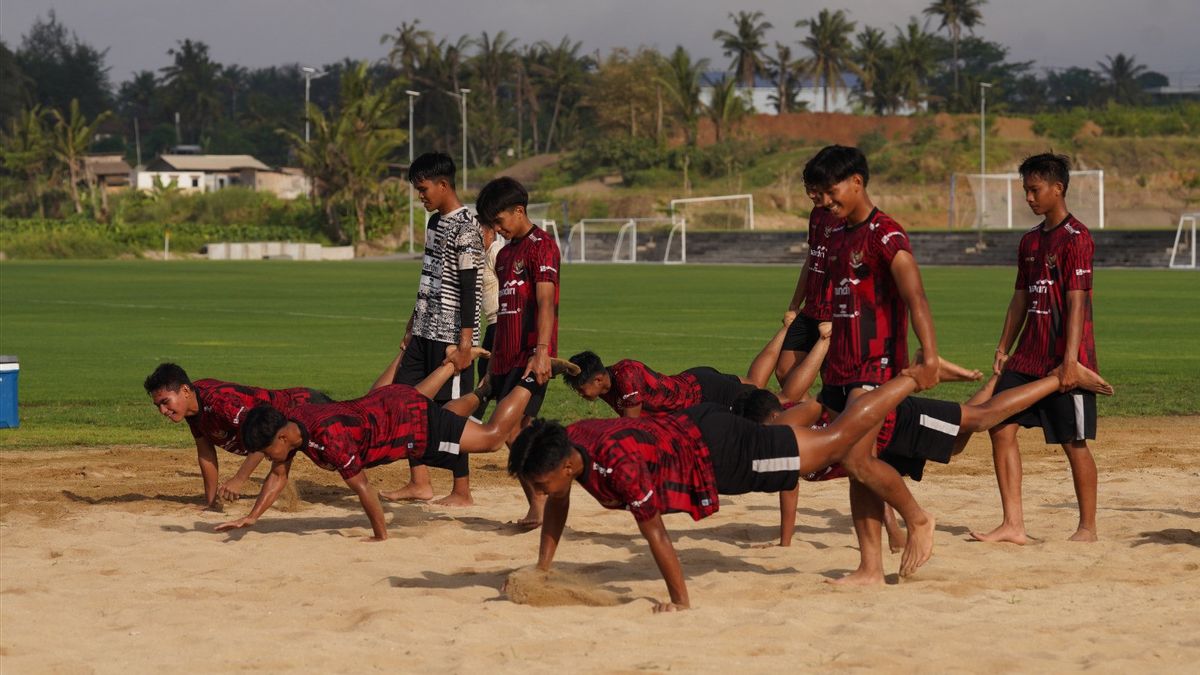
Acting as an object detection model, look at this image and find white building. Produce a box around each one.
[137,154,271,193]
[699,71,863,114]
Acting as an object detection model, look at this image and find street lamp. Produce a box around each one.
[301,66,327,144]
[979,82,993,230]
[459,88,470,192]
[405,89,421,254]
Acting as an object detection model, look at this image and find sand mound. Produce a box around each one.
[503,566,624,607]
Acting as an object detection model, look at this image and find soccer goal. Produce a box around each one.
[564,217,674,263]
[949,171,1105,230]
[665,194,755,264]
[1169,212,1199,269]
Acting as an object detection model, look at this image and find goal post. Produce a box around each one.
[949,171,1105,231]
[1169,213,1199,269]
[666,194,755,264]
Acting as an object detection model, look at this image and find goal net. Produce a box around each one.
[949,170,1105,230]
[564,217,673,263]
[1169,213,1199,269]
[666,194,755,263]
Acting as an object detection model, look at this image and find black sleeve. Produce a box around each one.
[457,267,478,330]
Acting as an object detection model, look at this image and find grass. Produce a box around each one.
[0,260,1196,450]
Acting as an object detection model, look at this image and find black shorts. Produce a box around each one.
[995,369,1097,444]
[416,401,471,478]
[684,367,755,409]
[781,314,823,354]
[817,382,878,414]
[490,367,547,418]
[879,397,962,481]
[683,403,800,495]
[393,335,474,404]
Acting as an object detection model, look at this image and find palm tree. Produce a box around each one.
[656,46,709,146]
[159,39,222,143]
[923,0,986,98]
[530,37,586,153]
[380,20,433,80]
[50,99,112,214]
[853,27,888,97]
[1098,53,1148,105]
[413,35,473,151]
[764,43,799,114]
[796,9,858,112]
[713,11,773,89]
[0,106,52,217]
[704,76,748,142]
[892,19,938,110]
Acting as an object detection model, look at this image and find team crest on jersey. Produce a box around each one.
[1046,253,1057,269]
[513,259,526,276]
[824,225,833,237]
[850,250,864,268]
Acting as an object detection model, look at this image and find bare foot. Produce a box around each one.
[886,529,907,554]
[968,523,1028,545]
[899,512,935,577]
[1074,366,1114,396]
[380,482,434,502]
[1068,527,1098,542]
[550,358,581,378]
[937,356,983,382]
[825,568,885,586]
[432,492,474,507]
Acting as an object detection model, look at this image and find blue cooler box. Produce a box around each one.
[0,356,19,428]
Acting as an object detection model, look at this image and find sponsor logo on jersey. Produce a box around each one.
[880,231,907,245]
[1075,268,1091,276]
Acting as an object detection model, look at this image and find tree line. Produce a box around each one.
[0,4,1177,239]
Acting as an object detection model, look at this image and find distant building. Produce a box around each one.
[698,71,924,116]
[136,154,310,198]
[82,154,134,192]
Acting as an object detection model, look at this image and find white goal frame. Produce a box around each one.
[949,171,1105,230]
[564,217,672,263]
[666,194,755,264]
[1169,213,1199,269]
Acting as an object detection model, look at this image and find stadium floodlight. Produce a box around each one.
[459,88,470,192]
[301,66,328,144]
[405,90,421,254]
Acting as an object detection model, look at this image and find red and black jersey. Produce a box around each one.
[186,379,320,455]
[566,415,719,522]
[491,226,560,374]
[801,207,844,321]
[288,385,431,480]
[1005,215,1098,377]
[600,360,703,415]
[824,208,913,386]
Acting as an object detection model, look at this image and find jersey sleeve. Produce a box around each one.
[531,236,560,284]
[872,221,912,266]
[455,216,484,272]
[611,362,644,409]
[1014,235,1031,290]
[603,442,659,522]
[1062,230,1094,292]
[322,432,364,480]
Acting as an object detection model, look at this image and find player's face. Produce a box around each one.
[574,376,605,401]
[490,206,526,240]
[1022,176,1062,216]
[150,386,193,423]
[810,177,859,219]
[260,436,291,462]
[530,462,573,498]
[413,178,447,212]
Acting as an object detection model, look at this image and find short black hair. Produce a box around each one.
[475,176,529,225]
[564,351,606,390]
[408,152,456,186]
[731,388,783,424]
[144,363,192,394]
[1019,153,1071,195]
[803,145,869,190]
[240,405,288,453]
[508,419,573,480]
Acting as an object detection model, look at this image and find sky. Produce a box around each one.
[2,0,1198,87]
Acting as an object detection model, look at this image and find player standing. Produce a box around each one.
[972,153,1102,545]
[775,199,841,386]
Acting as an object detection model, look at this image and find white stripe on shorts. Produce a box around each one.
[919,413,960,437]
[451,374,461,400]
[752,456,801,473]
[1073,394,1085,441]
[437,441,461,455]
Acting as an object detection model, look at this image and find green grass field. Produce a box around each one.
[0,260,1196,450]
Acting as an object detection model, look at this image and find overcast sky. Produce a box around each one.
[3,0,1198,86]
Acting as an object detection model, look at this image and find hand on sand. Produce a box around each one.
[216,481,243,502]
[196,500,223,513]
[215,516,255,532]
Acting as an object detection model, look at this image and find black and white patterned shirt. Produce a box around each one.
[412,206,484,344]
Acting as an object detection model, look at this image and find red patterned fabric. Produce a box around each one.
[600,360,703,415]
[801,207,844,321]
[491,225,560,374]
[187,379,321,455]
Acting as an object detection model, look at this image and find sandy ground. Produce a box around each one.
[2,417,1199,673]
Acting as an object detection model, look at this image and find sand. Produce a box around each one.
[2,417,1199,673]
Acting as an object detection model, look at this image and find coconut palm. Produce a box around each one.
[713,11,773,89]
[1098,53,1148,105]
[656,46,709,146]
[159,39,223,143]
[796,9,858,112]
[704,76,748,142]
[892,18,938,109]
[764,43,800,114]
[49,98,111,214]
[923,0,986,98]
[0,105,52,217]
[853,27,888,96]
[530,37,587,153]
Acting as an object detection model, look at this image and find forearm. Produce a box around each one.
[908,294,938,362]
[638,516,688,607]
[1063,291,1085,365]
[347,473,388,539]
[230,452,265,485]
[779,487,798,546]
[997,293,1028,353]
[537,494,570,569]
[787,267,810,311]
[243,463,290,523]
[196,441,219,504]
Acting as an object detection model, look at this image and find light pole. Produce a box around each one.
[979,81,992,230]
[301,66,326,144]
[405,89,420,254]
[459,88,470,192]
